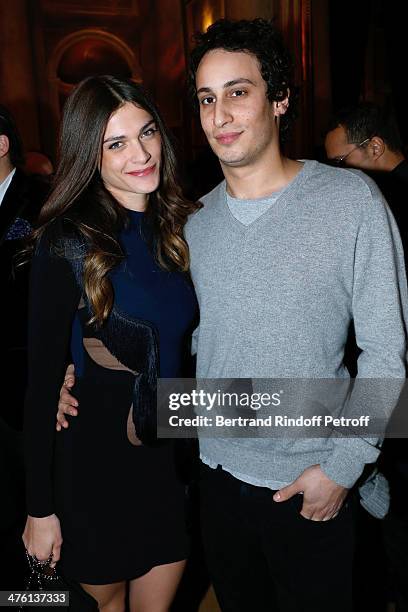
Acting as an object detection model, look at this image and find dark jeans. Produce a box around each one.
[381,443,408,612]
[199,463,355,612]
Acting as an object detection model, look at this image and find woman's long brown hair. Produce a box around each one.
[29,75,199,325]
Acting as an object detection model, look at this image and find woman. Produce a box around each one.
[22,75,198,612]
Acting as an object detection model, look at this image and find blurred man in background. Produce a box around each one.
[325,102,408,261]
[326,102,408,612]
[0,104,48,588]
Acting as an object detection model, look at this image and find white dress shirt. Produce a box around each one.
[0,167,16,207]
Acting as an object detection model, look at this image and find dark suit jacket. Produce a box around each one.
[0,169,48,429]
[370,160,408,267]
[365,161,408,507]
[0,170,48,547]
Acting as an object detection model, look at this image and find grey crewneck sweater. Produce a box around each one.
[185,160,407,490]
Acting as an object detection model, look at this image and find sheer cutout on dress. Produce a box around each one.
[83,336,142,446]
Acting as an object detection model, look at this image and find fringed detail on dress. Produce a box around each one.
[132,371,158,445]
[64,237,160,445]
[98,309,160,446]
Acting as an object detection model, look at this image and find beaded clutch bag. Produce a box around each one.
[19,551,98,611]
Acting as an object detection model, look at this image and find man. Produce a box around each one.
[58,20,407,611]
[325,102,408,261]
[325,102,406,172]
[0,104,47,588]
[326,102,408,612]
[0,105,48,429]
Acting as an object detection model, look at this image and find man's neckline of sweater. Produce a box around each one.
[218,159,317,205]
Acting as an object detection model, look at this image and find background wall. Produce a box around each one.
[1,0,406,187]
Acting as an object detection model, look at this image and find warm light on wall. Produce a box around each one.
[202,3,214,32]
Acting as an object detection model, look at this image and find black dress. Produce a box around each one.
[24,211,198,584]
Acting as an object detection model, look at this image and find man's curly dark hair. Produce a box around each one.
[188,18,298,144]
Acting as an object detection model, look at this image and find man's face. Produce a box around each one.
[325,125,372,170]
[195,49,279,168]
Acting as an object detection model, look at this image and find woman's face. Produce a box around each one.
[100,101,161,211]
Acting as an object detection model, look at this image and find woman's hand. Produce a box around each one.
[56,364,78,431]
[22,514,63,568]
